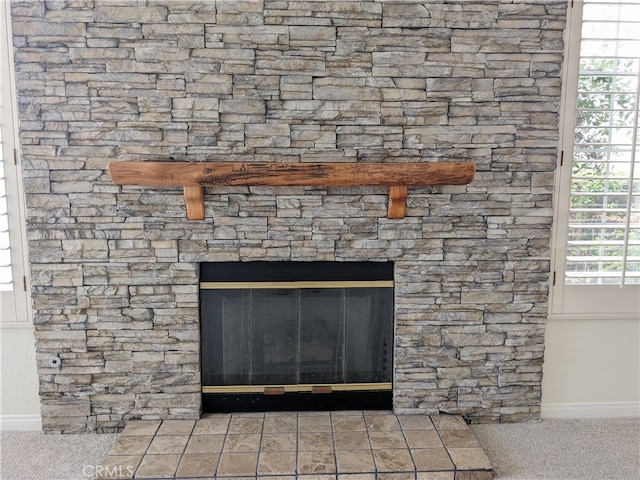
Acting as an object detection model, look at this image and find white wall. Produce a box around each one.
[0,327,41,430]
[542,318,640,418]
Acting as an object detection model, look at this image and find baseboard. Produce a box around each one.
[0,414,42,431]
[541,401,640,418]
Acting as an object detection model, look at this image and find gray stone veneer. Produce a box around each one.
[11,0,566,433]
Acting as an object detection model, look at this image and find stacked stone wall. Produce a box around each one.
[11,0,565,432]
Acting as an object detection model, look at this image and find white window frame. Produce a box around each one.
[550,0,640,319]
[0,2,31,327]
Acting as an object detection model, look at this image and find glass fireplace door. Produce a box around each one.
[201,284,392,388]
[200,261,394,411]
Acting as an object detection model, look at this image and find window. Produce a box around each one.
[0,2,30,326]
[551,0,640,317]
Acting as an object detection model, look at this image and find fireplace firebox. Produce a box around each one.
[200,262,394,412]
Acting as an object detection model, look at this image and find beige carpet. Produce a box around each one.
[1,417,638,479]
[471,417,640,480]
[0,430,117,480]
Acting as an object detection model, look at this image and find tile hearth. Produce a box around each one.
[98,411,493,480]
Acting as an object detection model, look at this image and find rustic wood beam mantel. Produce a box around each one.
[108,161,475,220]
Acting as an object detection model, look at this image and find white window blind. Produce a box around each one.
[0,84,13,292]
[0,2,29,325]
[565,0,640,285]
[551,0,640,317]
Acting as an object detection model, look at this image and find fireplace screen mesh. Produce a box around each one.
[200,262,393,393]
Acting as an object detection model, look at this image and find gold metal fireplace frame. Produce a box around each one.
[202,383,393,394]
[200,279,394,396]
[200,280,394,290]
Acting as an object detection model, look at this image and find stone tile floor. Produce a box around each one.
[98,411,493,480]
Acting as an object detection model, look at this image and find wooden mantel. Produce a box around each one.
[108,161,475,220]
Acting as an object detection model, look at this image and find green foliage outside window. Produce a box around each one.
[566,57,640,284]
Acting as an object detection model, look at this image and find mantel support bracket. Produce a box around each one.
[387,185,408,219]
[109,161,475,221]
[184,186,205,221]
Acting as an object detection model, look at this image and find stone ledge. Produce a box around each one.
[98,412,493,479]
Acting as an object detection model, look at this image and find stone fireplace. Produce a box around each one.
[12,0,566,432]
